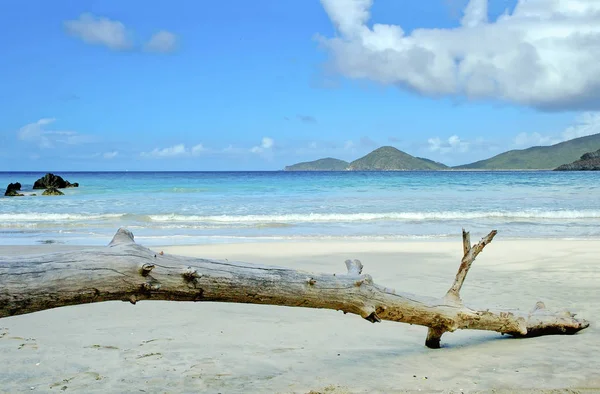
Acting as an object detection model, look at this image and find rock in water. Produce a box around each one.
[33,173,67,189]
[4,182,24,197]
[42,188,64,196]
[33,173,78,189]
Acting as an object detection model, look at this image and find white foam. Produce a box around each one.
[0,213,125,222]
[1,209,599,226]
[148,210,600,223]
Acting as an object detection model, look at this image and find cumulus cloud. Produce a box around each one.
[18,118,56,147]
[514,111,600,146]
[428,135,470,153]
[251,137,275,154]
[17,118,94,148]
[142,144,186,158]
[144,30,177,53]
[65,13,177,53]
[191,144,205,154]
[141,143,205,158]
[318,0,600,110]
[64,13,132,50]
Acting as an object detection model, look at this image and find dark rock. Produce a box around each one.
[33,173,78,189]
[8,182,21,191]
[42,188,64,196]
[580,150,600,161]
[4,182,24,197]
[555,149,600,171]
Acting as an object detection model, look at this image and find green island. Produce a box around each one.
[285,133,600,171]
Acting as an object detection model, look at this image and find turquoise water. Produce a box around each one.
[1,171,599,245]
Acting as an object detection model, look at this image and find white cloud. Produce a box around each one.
[461,0,487,28]
[144,30,177,53]
[103,151,118,159]
[262,137,274,149]
[318,0,600,110]
[251,137,275,154]
[17,118,94,148]
[64,13,132,50]
[141,143,205,158]
[142,144,186,158]
[18,118,55,148]
[191,144,205,154]
[428,135,470,153]
[562,112,600,140]
[344,140,355,150]
[513,132,560,147]
[514,111,600,146]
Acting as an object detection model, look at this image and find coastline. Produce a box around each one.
[1,238,598,393]
[3,233,600,248]
[3,171,599,246]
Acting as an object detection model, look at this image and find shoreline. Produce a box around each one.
[2,234,600,250]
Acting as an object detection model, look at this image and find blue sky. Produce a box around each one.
[2,0,600,171]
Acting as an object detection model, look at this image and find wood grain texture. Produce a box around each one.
[0,228,589,348]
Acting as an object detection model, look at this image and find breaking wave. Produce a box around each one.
[0,213,126,222]
[1,210,599,227]
[147,210,600,223]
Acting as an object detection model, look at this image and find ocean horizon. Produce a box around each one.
[2,170,599,245]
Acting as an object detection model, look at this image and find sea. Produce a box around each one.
[1,171,599,246]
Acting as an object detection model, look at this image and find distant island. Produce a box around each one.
[347,146,447,171]
[554,148,600,171]
[285,146,447,171]
[284,133,600,171]
[284,158,349,171]
[455,133,600,170]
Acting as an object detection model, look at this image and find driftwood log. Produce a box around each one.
[0,228,589,348]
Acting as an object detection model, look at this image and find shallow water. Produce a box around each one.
[1,171,599,245]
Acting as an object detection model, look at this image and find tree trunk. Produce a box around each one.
[0,228,588,348]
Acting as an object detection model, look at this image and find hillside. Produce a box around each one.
[348,146,448,171]
[554,149,600,171]
[284,158,349,171]
[456,133,600,170]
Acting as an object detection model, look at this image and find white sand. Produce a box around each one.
[1,239,599,393]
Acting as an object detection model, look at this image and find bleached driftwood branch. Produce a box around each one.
[0,228,588,348]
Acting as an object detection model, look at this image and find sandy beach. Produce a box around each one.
[1,238,599,393]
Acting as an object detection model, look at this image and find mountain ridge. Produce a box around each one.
[284,133,600,171]
[284,158,349,171]
[348,146,447,171]
[284,146,448,171]
[455,133,600,170]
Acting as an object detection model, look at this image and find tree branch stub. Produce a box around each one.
[462,229,471,257]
